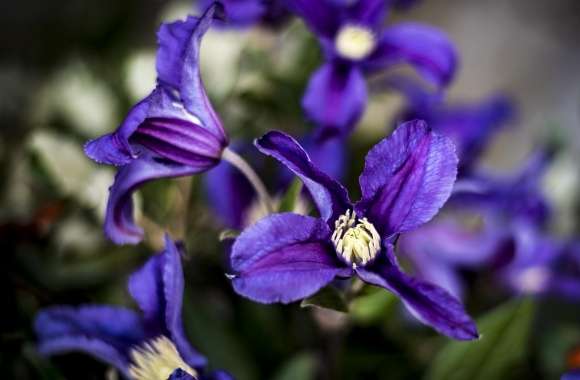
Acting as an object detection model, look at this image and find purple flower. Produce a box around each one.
[228,120,478,340]
[35,235,234,380]
[84,4,228,245]
[563,370,580,380]
[199,0,289,28]
[390,76,515,173]
[286,0,457,134]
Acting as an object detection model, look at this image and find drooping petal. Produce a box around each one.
[365,22,457,88]
[230,213,349,304]
[255,131,351,223]
[34,306,145,374]
[356,120,458,237]
[302,63,367,135]
[84,92,156,166]
[284,0,340,38]
[178,5,228,144]
[104,154,212,245]
[357,250,478,340]
[129,235,208,368]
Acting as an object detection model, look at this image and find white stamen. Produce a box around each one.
[335,25,376,61]
[128,336,198,380]
[331,210,381,267]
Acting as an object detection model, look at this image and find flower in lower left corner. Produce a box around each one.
[34,235,233,380]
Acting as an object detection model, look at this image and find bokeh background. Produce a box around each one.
[1,0,579,379]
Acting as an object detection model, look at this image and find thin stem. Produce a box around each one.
[222,147,275,214]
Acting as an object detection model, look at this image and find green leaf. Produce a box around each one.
[301,286,348,313]
[426,298,536,380]
[272,353,317,380]
[278,178,303,213]
[350,286,397,325]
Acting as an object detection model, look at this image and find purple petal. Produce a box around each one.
[129,235,208,368]
[302,63,367,135]
[200,0,265,27]
[84,92,155,166]
[230,213,348,304]
[284,0,340,38]
[366,22,457,87]
[104,154,211,245]
[156,4,227,143]
[169,369,197,380]
[357,250,478,340]
[37,336,130,376]
[34,305,145,374]
[178,5,228,144]
[304,134,347,181]
[356,120,458,237]
[131,117,225,167]
[255,131,351,223]
[348,0,387,29]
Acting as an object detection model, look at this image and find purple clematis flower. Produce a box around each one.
[199,0,289,28]
[389,76,515,173]
[35,235,234,380]
[228,120,478,340]
[84,4,228,245]
[286,0,457,135]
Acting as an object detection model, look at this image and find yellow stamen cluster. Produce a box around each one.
[128,336,198,380]
[331,210,381,268]
[335,25,376,61]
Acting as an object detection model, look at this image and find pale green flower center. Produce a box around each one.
[128,336,198,380]
[335,25,376,60]
[331,210,381,268]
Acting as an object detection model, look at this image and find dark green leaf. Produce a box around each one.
[426,298,535,380]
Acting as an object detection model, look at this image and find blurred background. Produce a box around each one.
[1,0,579,379]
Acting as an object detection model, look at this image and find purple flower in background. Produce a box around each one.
[84,4,228,245]
[286,0,457,135]
[389,76,515,173]
[199,0,289,28]
[35,235,233,380]
[228,120,478,340]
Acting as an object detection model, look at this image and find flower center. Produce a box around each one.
[128,336,198,380]
[331,210,381,268]
[334,25,376,60]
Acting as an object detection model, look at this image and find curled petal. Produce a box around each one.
[356,120,458,236]
[230,213,348,304]
[366,22,457,87]
[255,131,351,223]
[302,63,367,135]
[357,250,478,340]
[104,154,213,245]
[84,92,156,166]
